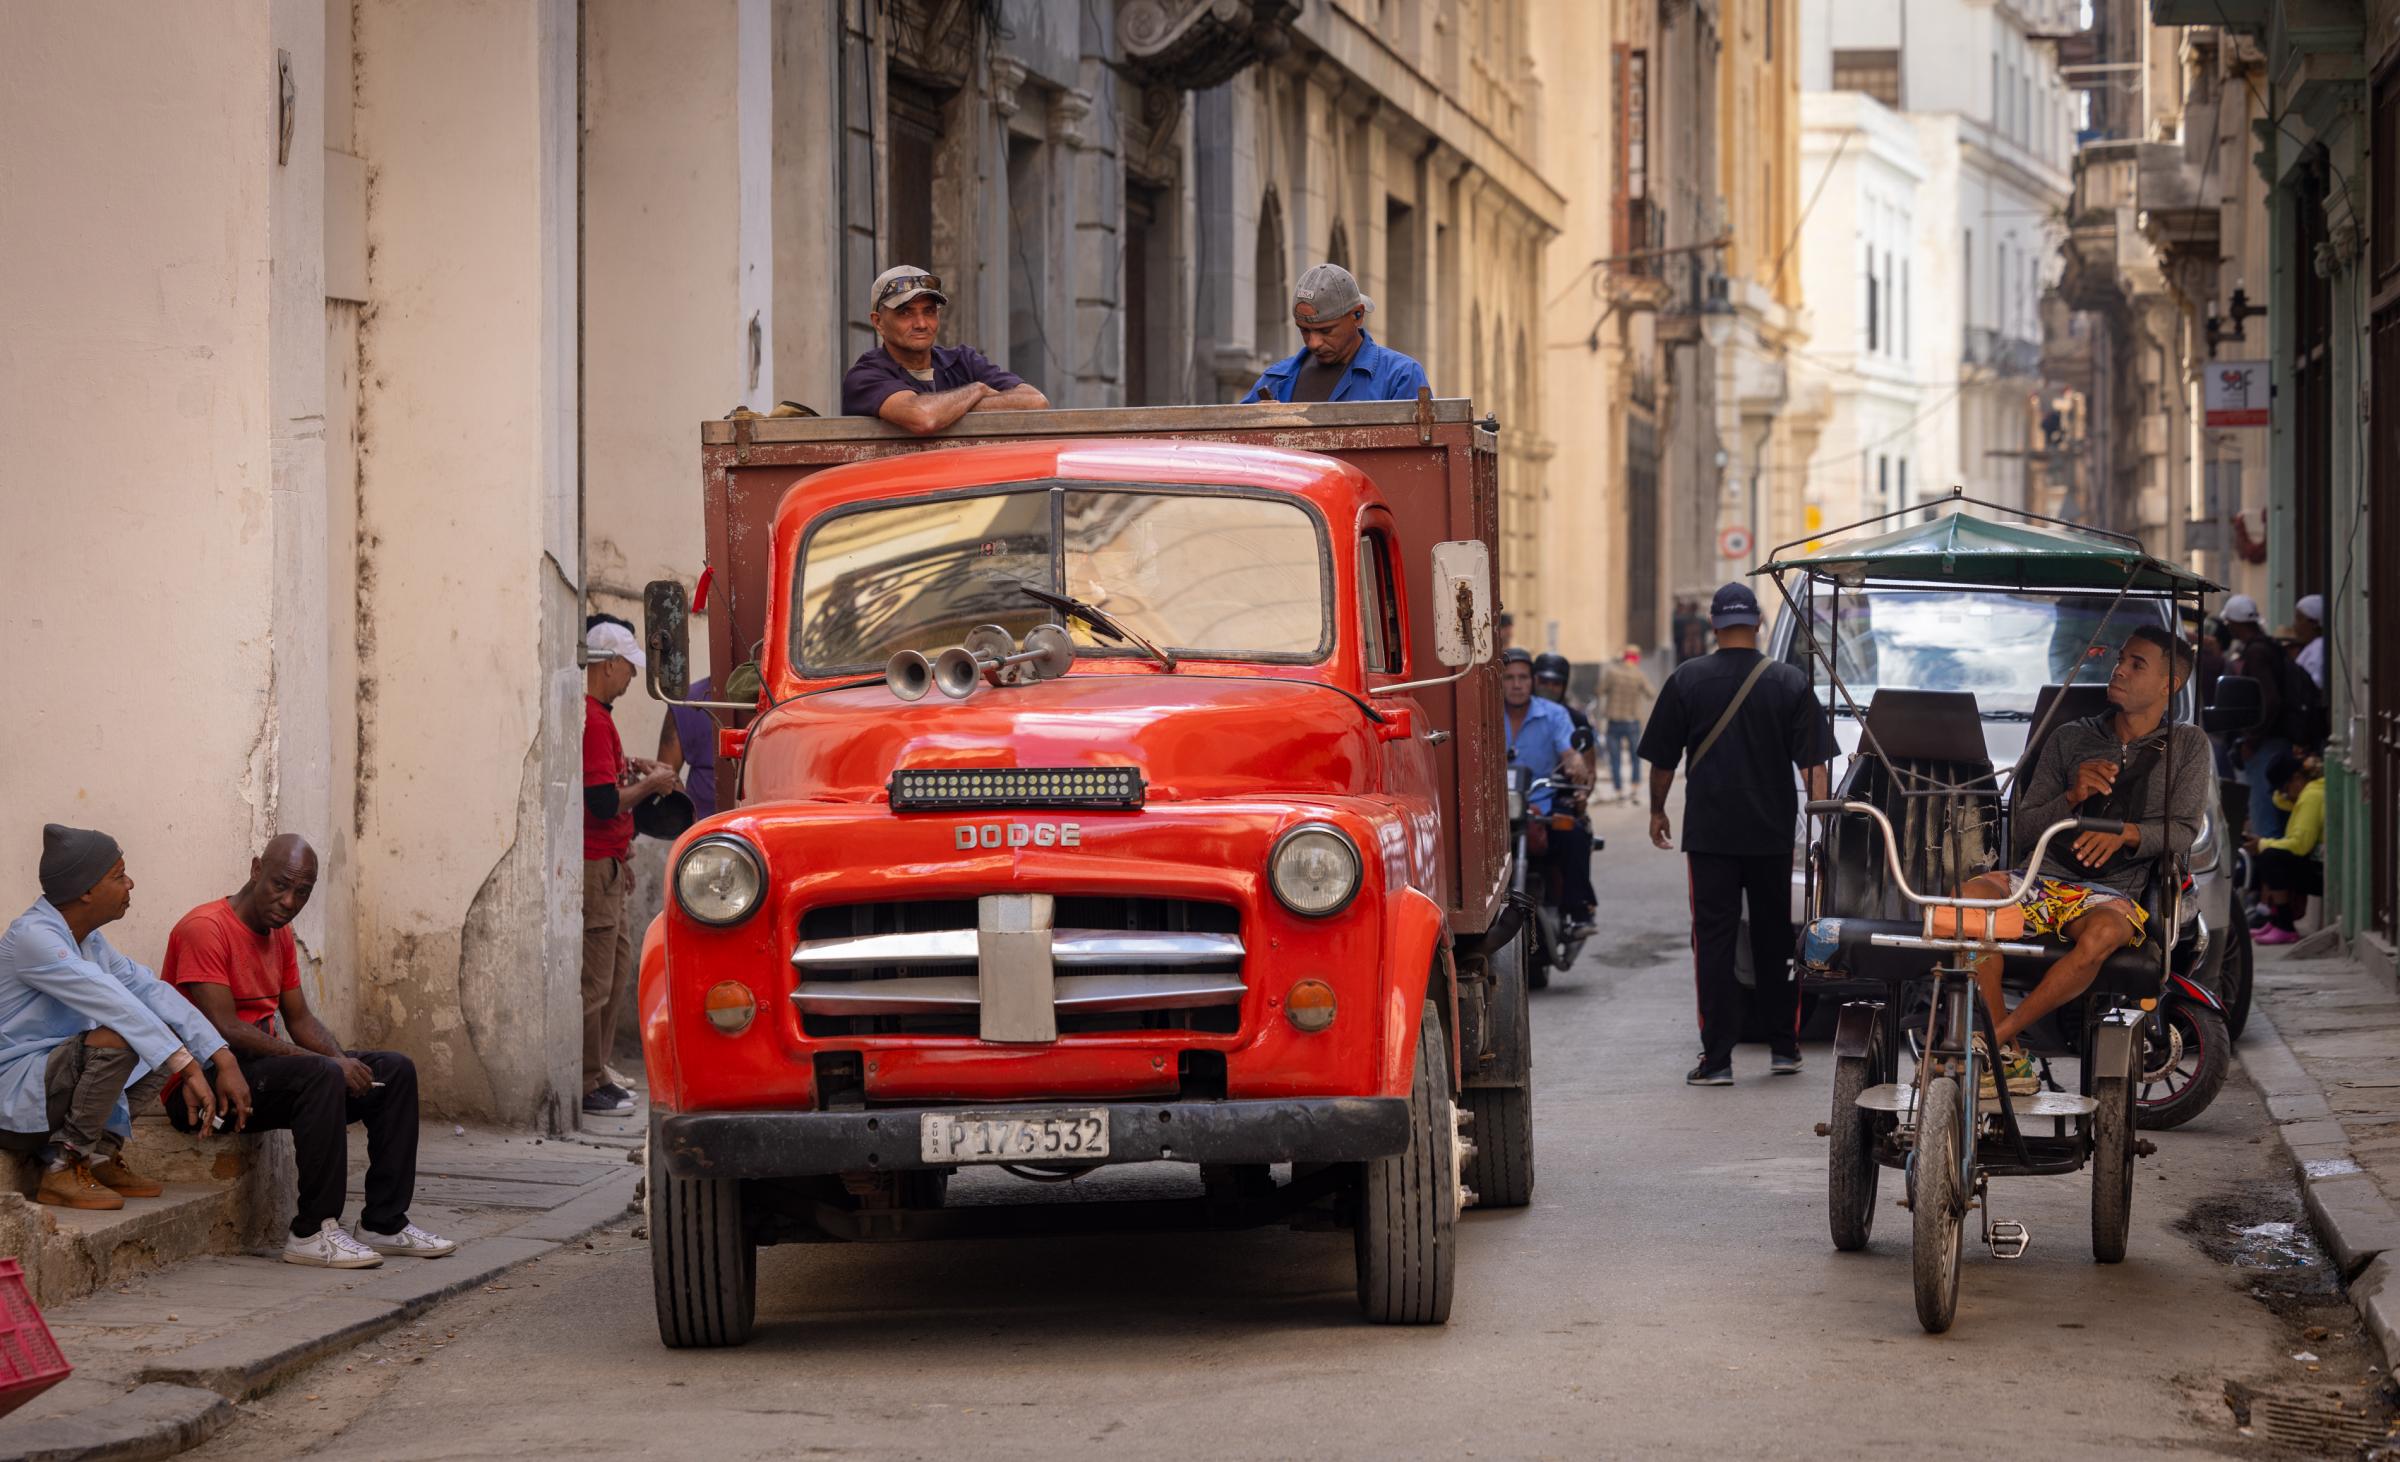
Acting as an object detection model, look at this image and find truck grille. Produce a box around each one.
[791,896,1245,1039]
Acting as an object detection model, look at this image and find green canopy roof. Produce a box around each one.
[1758,509,2218,594]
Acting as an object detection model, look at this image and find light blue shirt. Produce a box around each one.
[1241,331,1432,404]
[0,899,227,1140]
[1505,696,1577,814]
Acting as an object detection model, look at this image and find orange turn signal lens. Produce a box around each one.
[1285,979,1337,1034]
[704,981,757,1035]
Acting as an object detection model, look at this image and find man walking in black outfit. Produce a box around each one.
[1638,582,1836,1086]
[165,835,456,1267]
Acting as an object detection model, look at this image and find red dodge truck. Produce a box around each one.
[638,398,1532,1346]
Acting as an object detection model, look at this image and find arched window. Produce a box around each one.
[1327,218,1352,273]
[1254,189,1287,365]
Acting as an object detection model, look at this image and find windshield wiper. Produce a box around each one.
[1019,585,1176,672]
[1981,709,2035,721]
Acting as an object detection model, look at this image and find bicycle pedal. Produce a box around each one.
[1988,1220,2030,1260]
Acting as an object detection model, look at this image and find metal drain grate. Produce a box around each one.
[2250,1393,2391,1452]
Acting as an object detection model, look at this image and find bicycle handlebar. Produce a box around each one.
[1803,800,2124,912]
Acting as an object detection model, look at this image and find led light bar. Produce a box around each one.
[888,765,1145,812]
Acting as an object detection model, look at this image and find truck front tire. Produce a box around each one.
[1354,1000,1458,1324]
[650,1135,758,1347]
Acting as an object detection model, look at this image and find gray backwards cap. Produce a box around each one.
[40,823,121,906]
[1294,262,1373,322]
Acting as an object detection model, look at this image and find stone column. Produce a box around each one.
[352,0,584,1127]
[1044,88,1092,403]
[1423,142,1469,391]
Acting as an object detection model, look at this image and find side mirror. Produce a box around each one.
[1570,725,1596,754]
[1429,540,1494,668]
[644,579,693,701]
[2204,673,2263,735]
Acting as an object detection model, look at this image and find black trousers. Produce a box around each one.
[173,1048,418,1238]
[1549,822,1596,916]
[1687,851,1798,1067]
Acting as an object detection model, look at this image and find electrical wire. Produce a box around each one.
[1770,128,1851,296]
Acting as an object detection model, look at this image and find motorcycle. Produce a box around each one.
[1508,755,1601,990]
[2132,887,2236,1130]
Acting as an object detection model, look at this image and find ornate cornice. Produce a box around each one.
[1117,0,1300,93]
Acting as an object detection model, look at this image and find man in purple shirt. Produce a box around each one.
[840,265,1049,434]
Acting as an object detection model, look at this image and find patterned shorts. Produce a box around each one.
[2014,873,2148,947]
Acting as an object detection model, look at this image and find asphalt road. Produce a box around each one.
[197,795,2381,1460]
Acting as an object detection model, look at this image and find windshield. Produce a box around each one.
[1782,587,2171,716]
[794,484,1330,672]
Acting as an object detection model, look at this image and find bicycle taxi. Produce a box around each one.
[1762,494,2261,1333]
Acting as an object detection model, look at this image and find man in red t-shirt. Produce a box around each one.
[582,617,679,1117]
[165,834,456,1268]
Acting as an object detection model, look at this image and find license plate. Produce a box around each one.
[919,1109,1111,1164]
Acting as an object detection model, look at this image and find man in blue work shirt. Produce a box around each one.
[1502,648,1577,815]
[1242,263,1431,404]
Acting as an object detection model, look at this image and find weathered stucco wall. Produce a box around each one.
[351,0,582,1126]
[581,0,746,755]
[0,5,342,990]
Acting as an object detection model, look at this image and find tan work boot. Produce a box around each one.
[88,1155,164,1198]
[36,1161,124,1210]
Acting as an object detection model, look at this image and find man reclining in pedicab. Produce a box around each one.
[1937,624,2210,1097]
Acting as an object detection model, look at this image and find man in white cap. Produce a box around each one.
[1241,262,1430,404]
[582,616,680,1116]
[2293,593,2327,692]
[839,266,1048,434]
[2219,593,2298,839]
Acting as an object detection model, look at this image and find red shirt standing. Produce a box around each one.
[164,898,300,1026]
[584,694,633,862]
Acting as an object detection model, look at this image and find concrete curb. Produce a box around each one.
[1,1169,636,1462]
[0,1384,232,1462]
[2237,1005,2400,1364]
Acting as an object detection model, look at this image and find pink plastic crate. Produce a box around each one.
[0,1258,71,1420]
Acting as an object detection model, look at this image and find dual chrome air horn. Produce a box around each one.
[886,622,1076,701]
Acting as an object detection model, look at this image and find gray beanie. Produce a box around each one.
[39,824,121,906]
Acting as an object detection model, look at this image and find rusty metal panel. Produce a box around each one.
[695,401,1506,935]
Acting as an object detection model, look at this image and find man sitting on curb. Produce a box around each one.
[166,834,457,1268]
[0,825,246,1209]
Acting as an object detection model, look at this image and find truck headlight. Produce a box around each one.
[675,835,765,926]
[2191,809,2218,873]
[1270,824,1361,917]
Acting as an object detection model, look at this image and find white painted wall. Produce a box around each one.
[0,5,345,998]
[1795,90,1936,529]
[349,0,583,1125]
[580,0,746,756]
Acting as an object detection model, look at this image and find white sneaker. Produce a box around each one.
[284,1218,384,1268]
[352,1221,459,1258]
[603,1063,638,1090]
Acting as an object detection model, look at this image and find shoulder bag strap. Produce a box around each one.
[1688,657,1775,773]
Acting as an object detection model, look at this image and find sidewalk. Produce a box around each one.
[2240,936,2400,1367]
[0,1123,637,1462]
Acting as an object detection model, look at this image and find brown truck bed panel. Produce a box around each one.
[698,399,1506,936]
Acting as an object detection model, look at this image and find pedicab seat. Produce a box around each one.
[1799,905,2168,999]
[1800,683,2171,1001]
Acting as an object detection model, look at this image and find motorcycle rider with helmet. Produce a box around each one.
[1531,652,1600,941]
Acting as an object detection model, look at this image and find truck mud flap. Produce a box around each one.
[1462,918,1533,1090]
